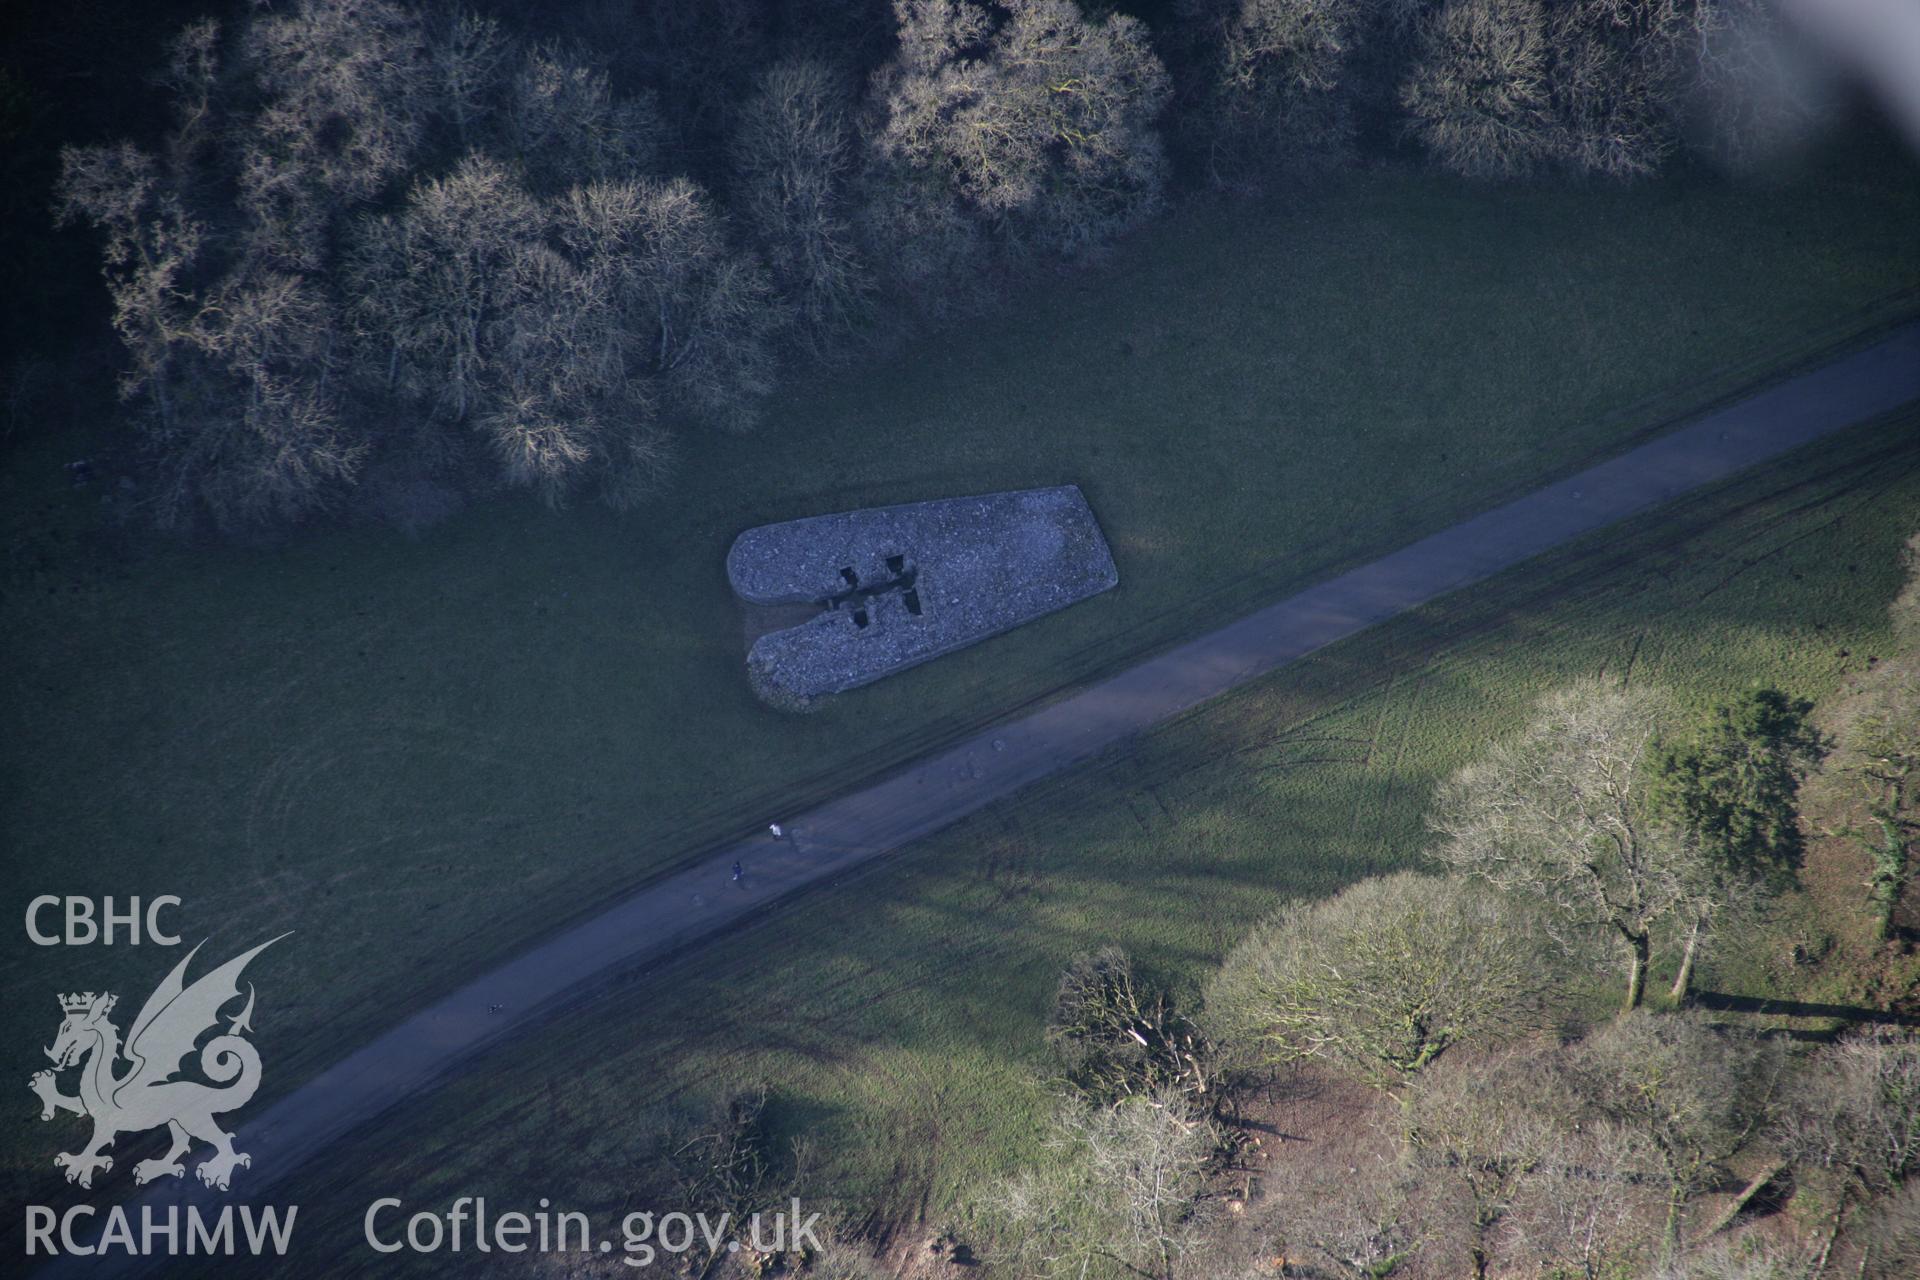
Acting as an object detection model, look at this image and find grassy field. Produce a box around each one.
[227,407,1920,1275]
[4,138,1920,1226]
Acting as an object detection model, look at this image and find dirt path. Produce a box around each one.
[52,321,1920,1276]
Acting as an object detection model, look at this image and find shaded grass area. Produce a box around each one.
[246,413,1920,1275]
[4,144,1919,1217]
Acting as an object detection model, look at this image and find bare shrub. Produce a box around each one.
[804,1234,894,1280]
[1047,947,1216,1108]
[1656,1236,1815,1279]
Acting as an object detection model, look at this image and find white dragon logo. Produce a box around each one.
[29,936,286,1192]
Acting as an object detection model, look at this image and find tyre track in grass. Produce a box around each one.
[44,321,1920,1278]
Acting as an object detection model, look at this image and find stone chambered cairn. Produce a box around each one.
[727,486,1120,711]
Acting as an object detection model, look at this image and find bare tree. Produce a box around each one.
[1684,0,1841,173]
[852,160,987,316]
[1204,871,1555,1088]
[61,0,712,524]
[57,143,359,529]
[236,0,432,269]
[731,57,874,349]
[1571,1011,1783,1261]
[1776,1028,1920,1272]
[1173,0,1374,181]
[61,5,395,530]
[1860,1177,1920,1280]
[350,160,689,506]
[185,268,362,527]
[1508,1115,1664,1280]
[1550,0,1694,178]
[1401,0,1692,179]
[1429,679,1697,1011]
[864,0,1172,265]
[574,0,774,162]
[1075,1093,1218,1280]
[553,176,784,435]
[55,143,207,435]
[1402,1048,1560,1278]
[990,1087,1217,1280]
[474,240,615,506]
[1401,0,1559,177]
[347,153,547,424]
[153,18,224,178]
[1262,1154,1427,1280]
[420,3,512,151]
[503,45,662,196]
[1393,1030,1669,1278]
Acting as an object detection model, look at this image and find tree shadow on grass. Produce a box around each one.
[1692,990,1920,1027]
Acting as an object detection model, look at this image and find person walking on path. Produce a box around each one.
[768,822,784,840]
[731,860,744,885]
